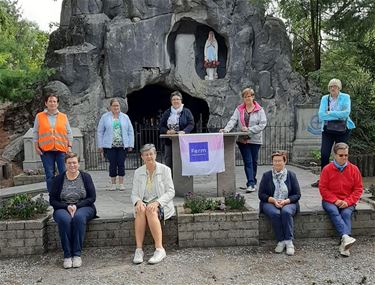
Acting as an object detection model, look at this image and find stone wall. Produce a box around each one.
[47,217,178,250]
[3,208,375,257]
[177,206,259,247]
[259,210,375,240]
[0,214,50,257]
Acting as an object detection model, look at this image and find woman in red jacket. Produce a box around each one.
[319,142,363,257]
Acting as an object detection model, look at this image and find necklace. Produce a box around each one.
[66,171,80,181]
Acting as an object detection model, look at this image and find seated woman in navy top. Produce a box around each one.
[50,152,97,269]
[258,151,301,256]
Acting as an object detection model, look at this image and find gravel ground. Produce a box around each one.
[1,237,374,285]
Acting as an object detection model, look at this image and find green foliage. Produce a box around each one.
[184,192,220,214]
[184,192,246,213]
[224,193,246,210]
[0,193,49,220]
[263,0,375,153]
[0,0,51,102]
[310,149,321,162]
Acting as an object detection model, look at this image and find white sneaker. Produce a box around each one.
[119,184,125,191]
[108,184,116,191]
[341,235,356,250]
[285,240,295,256]
[72,256,82,268]
[148,248,166,264]
[63,258,72,269]
[133,248,144,264]
[274,241,285,253]
[339,247,350,257]
[245,186,256,193]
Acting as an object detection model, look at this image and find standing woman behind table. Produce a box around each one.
[97,98,134,191]
[311,78,355,188]
[159,91,194,169]
[220,87,267,193]
[258,151,301,256]
[33,92,73,193]
[50,152,97,269]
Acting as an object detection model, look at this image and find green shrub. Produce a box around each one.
[0,193,49,220]
[224,193,246,210]
[184,192,245,213]
[184,192,220,214]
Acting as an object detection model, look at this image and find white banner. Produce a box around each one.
[178,133,225,176]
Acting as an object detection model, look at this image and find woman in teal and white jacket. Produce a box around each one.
[311,78,355,187]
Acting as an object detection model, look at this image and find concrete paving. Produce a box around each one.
[91,165,373,218]
[1,165,373,218]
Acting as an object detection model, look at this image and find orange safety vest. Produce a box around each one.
[37,112,69,152]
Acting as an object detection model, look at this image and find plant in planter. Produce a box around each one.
[224,193,246,210]
[0,193,49,220]
[0,194,51,257]
[179,192,258,248]
[184,192,247,213]
[184,192,219,214]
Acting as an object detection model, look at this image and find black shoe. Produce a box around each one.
[311,180,319,187]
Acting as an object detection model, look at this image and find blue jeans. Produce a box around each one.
[237,143,261,187]
[40,151,66,192]
[262,203,297,241]
[104,147,126,177]
[322,200,355,236]
[53,207,95,258]
[321,128,351,170]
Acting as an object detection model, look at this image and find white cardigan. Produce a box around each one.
[131,162,175,220]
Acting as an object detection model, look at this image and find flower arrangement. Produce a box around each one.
[23,169,43,175]
[184,192,246,214]
[204,60,220,69]
[0,194,49,220]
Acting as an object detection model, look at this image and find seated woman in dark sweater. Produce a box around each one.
[50,152,97,269]
[258,151,301,256]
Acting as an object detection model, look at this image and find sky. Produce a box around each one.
[16,0,63,32]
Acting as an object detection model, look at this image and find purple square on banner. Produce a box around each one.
[189,142,209,162]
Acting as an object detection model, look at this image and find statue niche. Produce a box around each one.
[167,19,227,81]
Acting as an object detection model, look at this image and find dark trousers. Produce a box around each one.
[40,151,66,192]
[321,128,351,170]
[104,147,126,177]
[164,144,172,169]
[237,143,261,187]
[53,207,95,258]
[262,203,297,241]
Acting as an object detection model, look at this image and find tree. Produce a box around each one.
[0,0,51,102]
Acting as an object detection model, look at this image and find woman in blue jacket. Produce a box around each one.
[258,151,301,256]
[97,98,134,191]
[159,91,194,168]
[311,79,355,187]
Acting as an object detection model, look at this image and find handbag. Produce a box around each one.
[325,96,347,135]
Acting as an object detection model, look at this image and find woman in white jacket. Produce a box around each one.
[131,144,175,265]
[221,88,267,193]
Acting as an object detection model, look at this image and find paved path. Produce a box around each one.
[91,165,372,218]
[1,165,373,218]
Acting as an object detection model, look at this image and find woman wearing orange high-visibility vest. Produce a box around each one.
[33,93,73,192]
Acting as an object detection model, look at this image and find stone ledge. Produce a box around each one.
[2,207,375,257]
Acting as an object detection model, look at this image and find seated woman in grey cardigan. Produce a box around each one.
[258,151,301,255]
[131,144,175,264]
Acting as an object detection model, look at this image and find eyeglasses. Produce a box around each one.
[337,154,349,158]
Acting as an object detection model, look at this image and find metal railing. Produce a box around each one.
[82,123,294,170]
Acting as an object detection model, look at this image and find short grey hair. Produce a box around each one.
[140,143,157,154]
[328,78,342,91]
[333,142,349,154]
[170,91,183,101]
